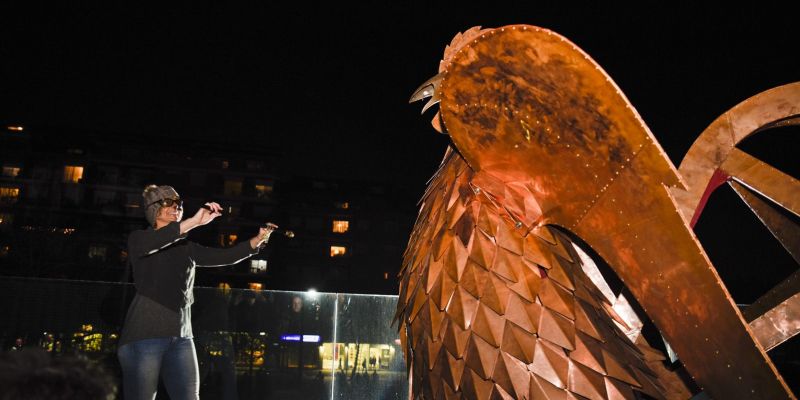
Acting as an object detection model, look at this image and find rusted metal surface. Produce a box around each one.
[721,149,800,218]
[729,180,800,267]
[669,82,800,225]
[396,147,685,399]
[750,293,800,351]
[744,269,800,323]
[399,24,799,399]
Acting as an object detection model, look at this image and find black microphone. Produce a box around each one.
[200,204,295,238]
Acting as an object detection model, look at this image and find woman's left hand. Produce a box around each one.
[250,223,278,250]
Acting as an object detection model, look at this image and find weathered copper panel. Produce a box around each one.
[547,254,577,291]
[539,278,576,320]
[570,331,607,374]
[471,304,505,347]
[492,247,520,282]
[670,82,800,223]
[538,307,576,351]
[721,149,800,217]
[604,377,636,400]
[492,352,531,399]
[529,374,568,400]
[730,181,800,267]
[501,320,536,364]
[568,360,607,400]
[750,293,800,351]
[531,339,569,389]
[480,273,510,316]
[744,269,800,322]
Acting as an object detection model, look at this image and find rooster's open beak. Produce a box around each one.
[409,73,443,114]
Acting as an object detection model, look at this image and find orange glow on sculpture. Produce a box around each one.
[398,24,799,399]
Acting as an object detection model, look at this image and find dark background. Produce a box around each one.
[1,3,798,301]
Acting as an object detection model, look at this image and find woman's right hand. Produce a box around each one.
[193,202,223,226]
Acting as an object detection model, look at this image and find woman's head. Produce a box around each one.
[142,185,182,228]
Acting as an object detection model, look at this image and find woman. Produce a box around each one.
[117,185,276,400]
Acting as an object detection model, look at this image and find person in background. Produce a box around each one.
[117,185,276,400]
[0,348,116,400]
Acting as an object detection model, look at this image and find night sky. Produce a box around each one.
[2,4,798,301]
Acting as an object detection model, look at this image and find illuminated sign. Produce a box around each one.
[280,334,321,343]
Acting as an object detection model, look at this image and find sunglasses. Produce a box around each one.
[147,197,183,209]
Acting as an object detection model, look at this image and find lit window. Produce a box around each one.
[224,180,242,196]
[219,234,238,247]
[88,245,107,261]
[249,282,263,291]
[250,259,268,273]
[335,201,349,209]
[2,166,20,178]
[330,246,347,257]
[332,220,349,233]
[63,166,84,183]
[254,183,273,199]
[247,160,264,170]
[0,187,20,204]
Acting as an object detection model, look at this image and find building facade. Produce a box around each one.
[0,125,414,294]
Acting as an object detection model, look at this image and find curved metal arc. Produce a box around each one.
[670,82,800,223]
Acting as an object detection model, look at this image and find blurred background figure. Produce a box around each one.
[0,348,116,400]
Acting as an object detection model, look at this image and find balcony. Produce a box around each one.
[0,277,408,399]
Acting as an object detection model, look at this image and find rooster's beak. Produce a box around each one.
[409,73,443,114]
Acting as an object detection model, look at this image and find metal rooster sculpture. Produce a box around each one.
[397,25,799,399]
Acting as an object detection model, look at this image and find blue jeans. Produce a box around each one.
[117,337,200,400]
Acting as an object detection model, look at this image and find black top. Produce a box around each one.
[119,221,257,346]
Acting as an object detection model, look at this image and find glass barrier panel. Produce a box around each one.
[0,277,408,400]
[331,293,407,400]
